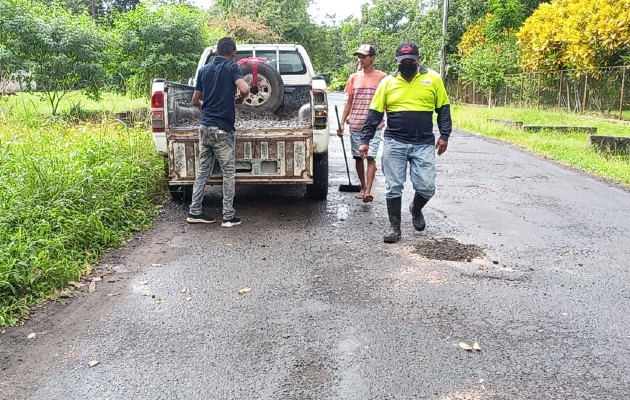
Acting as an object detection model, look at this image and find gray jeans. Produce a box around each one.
[189,125,236,219]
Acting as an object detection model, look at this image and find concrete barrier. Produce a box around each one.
[487,119,523,128]
[523,125,597,133]
[588,135,630,155]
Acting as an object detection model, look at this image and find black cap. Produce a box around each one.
[395,41,419,62]
[353,44,377,57]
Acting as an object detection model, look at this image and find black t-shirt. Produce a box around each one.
[195,56,243,132]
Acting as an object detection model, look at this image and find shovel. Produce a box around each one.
[335,105,362,193]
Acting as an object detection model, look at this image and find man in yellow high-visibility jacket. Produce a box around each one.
[360,41,452,243]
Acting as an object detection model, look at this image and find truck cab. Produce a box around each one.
[191,44,316,107]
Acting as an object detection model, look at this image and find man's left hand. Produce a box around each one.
[358,144,369,159]
[436,139,448,155]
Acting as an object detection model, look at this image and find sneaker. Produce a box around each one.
[221,217,241,228]
[186,212,216,224]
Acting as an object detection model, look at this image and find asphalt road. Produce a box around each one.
[1,92,630,399]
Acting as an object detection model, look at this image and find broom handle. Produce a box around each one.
[335,105,353,184]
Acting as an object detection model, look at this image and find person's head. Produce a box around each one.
[395,41,419,80]
[216,37,237,60]
[353,44,377,71]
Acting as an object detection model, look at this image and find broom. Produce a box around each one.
[335,105,362,193]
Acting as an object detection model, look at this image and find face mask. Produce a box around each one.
[398,63,417,78]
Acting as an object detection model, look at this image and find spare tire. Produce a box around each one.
[239,61,284,113]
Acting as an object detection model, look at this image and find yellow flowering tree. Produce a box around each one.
[517,0,630,72]
[458,1,523,104]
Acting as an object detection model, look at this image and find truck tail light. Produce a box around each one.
[312,89,328,130]
[151,91,164,108]
[312,89,326,105]
[151,110,165,131]
[313,107,327,130]
[150,91,165,132]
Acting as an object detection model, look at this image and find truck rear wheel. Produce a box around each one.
[306,153,328,200]
[169,185,192,203]
[239,62,284,113]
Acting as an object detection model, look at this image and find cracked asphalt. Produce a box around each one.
[1,92,630,399]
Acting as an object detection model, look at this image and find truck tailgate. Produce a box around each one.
[167,128,313,184]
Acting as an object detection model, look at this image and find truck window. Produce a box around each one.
[234,50,253,63]
[255,50,278,70]
[204,50,252,65]
[278,51,306,75]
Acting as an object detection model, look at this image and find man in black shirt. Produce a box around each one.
[187,37,250,227]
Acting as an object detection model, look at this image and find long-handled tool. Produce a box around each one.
[335,105,362,193]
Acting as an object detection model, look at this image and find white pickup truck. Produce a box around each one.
[150,44,330,200]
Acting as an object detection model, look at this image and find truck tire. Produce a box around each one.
[306,153,328,200]
[169,184,192,203]
[239,62,284,113]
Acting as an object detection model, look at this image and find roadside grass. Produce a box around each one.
[0,114,165,326]
[451,105,630,187]
[1,91,148,121]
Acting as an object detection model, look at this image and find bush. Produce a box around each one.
[0,118,165,325]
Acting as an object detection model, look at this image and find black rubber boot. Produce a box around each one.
[409,192,429,231]
[383,197,402,243]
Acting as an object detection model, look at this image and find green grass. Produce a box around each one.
[0,108,165,325]
[451,105,630,187]
[1,91,148,121]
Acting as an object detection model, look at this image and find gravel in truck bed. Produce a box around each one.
[235,101,310,130]
[169,101,311,130]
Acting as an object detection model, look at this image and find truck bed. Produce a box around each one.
[164,83,315,185]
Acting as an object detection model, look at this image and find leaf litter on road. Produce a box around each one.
[238,286,251,294]
[458,342,472,351]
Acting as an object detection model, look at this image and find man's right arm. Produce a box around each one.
[338,92,353,137]
[191,91,202,107]
[192,69,203,107]
[235,78,249,104]
[341,93,353,126]
[337,75,354,136]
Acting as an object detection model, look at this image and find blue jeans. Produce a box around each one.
[381,137,436,199]
[189,125,236,219]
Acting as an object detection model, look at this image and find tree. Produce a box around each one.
[521,0,547,16]
[517,0,630,72]
[460,38,520,105]
[108,3,210,97]
[46,0,107,19]
[0,1,27,85]
[214,15,279,43]
[1,0,107,114]
[104,0,141,13]
[458,5,521,104]
[338,0,427,75]
[211,0,314,44]
[484,0,525,40]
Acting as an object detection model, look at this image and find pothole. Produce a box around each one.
[413,237,484,261]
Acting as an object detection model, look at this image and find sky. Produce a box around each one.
[189,0,365,24]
